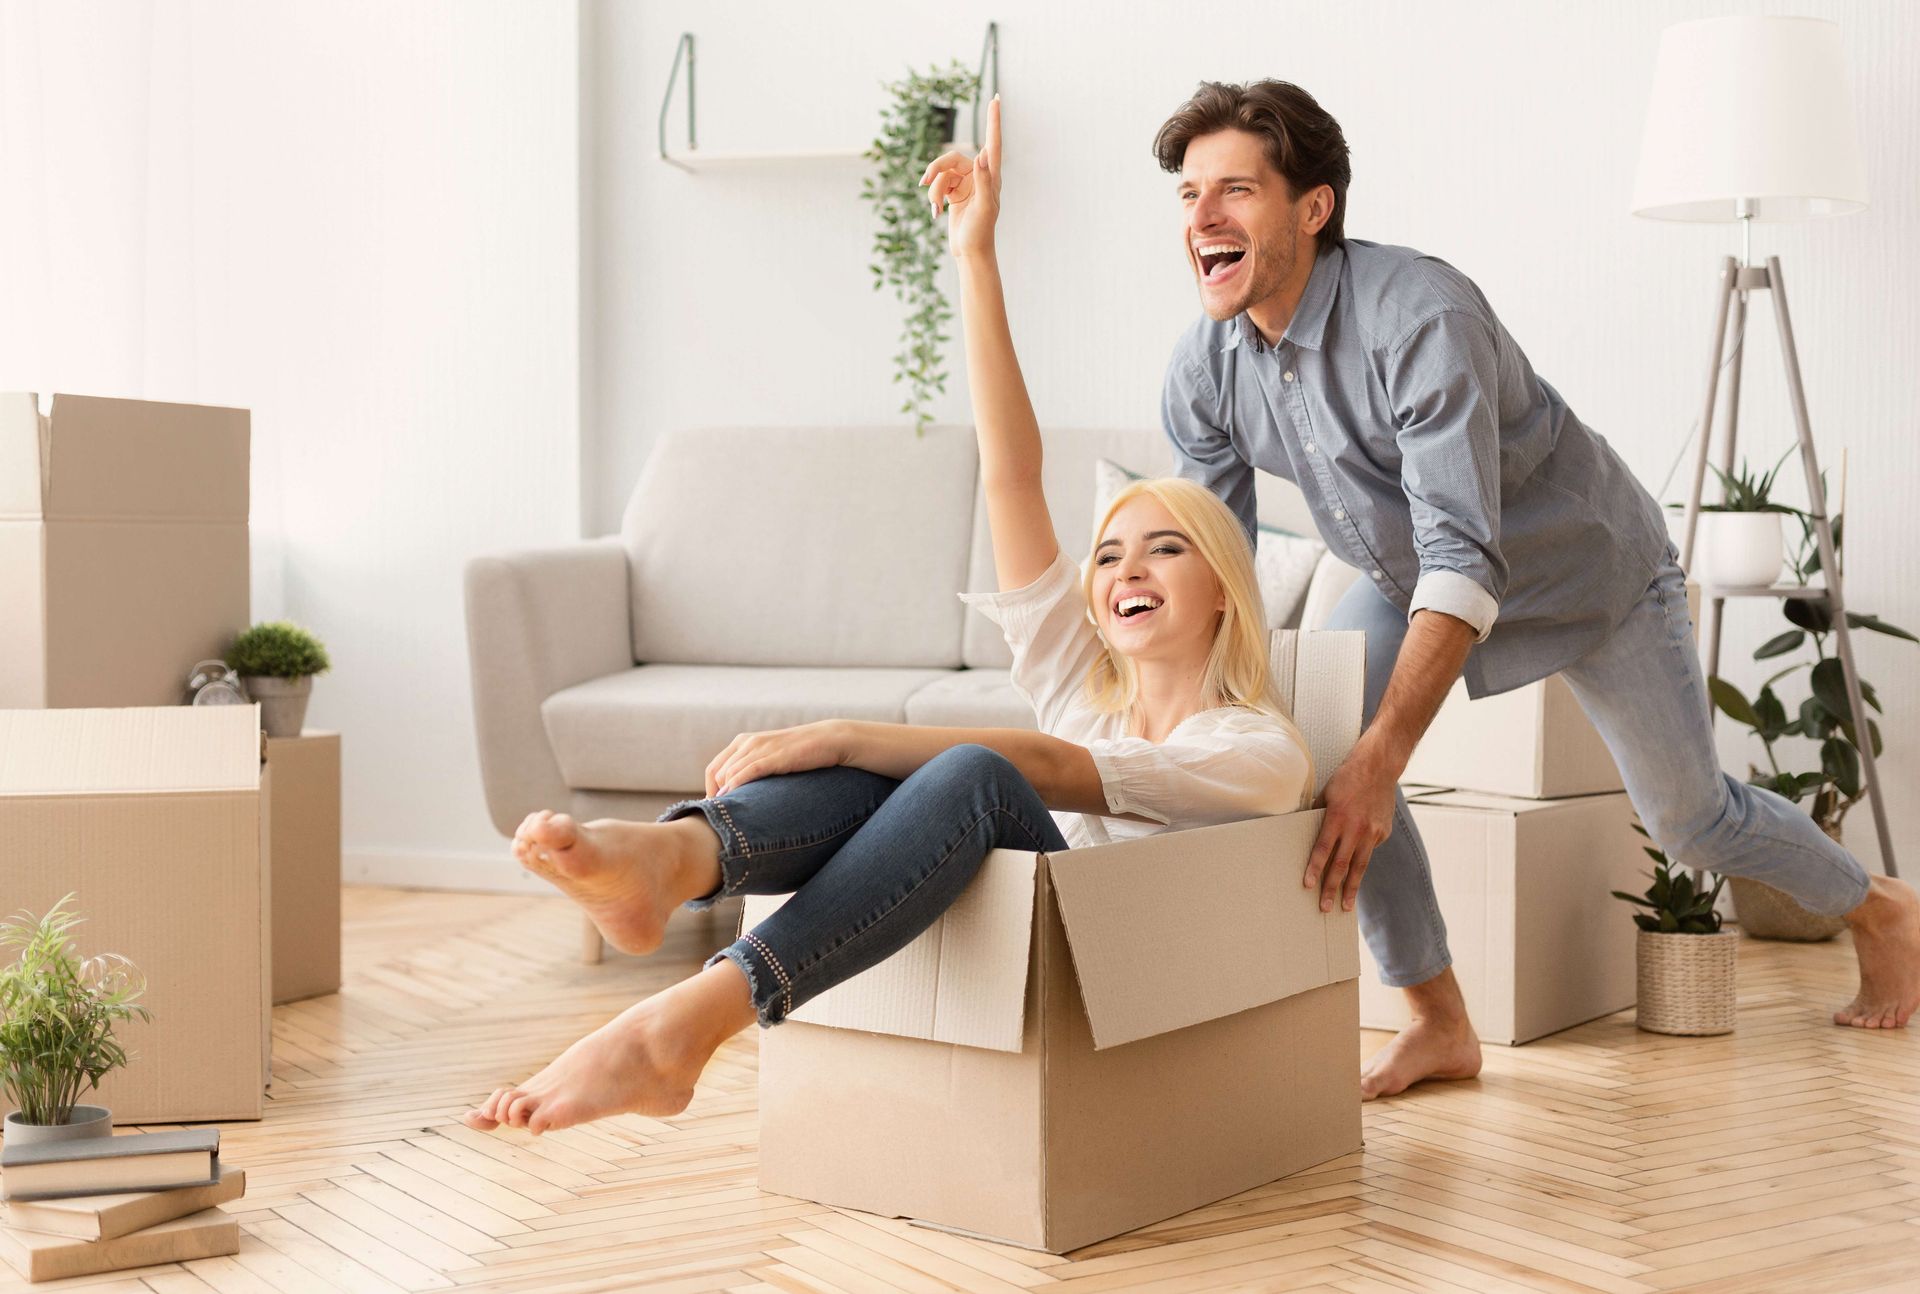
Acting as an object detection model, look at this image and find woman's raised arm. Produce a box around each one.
[923,96,1060,591]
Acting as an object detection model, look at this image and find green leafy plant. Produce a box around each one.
[0,895,152,1126]
[1679,446,1802,514]
[226,620,331,679]
[1613,823,1727,933]
[862,60,979,436]
[1707,503,1915,837]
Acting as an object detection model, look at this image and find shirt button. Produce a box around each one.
[1283,371,1296,382]
[1334,509,1347,521]
[1371,569,1384,580]
[1304,442,1317,454]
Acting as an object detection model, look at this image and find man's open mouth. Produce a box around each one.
[1197,245,1246,284]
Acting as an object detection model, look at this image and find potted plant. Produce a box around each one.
[0,895,152,1146]
[1674,448,1800,587]
[862,60,980,436]
[226,620,331,739]
[1613,824,1738,1035]
[1707,501,1916,939]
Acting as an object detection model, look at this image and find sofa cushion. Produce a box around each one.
[621,426,979,669]
[902,670,1038,729]
[542,664,954,792]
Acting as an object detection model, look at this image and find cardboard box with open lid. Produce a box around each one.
[0,705,270,1124]
[0,392,249,710]
[742,630,1366,1254]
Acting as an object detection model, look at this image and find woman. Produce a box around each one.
[464,96,1314,1136]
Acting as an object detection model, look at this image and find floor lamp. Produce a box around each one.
[1631,15,1897,878]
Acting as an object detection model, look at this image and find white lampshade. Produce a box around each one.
[1631,15,1867,222]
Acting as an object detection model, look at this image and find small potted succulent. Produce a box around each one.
[226,620,331,738]
[0,895,152,1146]
[1613,823,1738,1035]
[1671,448,1799,588]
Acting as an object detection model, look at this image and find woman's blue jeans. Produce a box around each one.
[657,744,1070,1027]
[1325,539,1873,989]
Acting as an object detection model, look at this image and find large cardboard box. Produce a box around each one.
[1360,788,1646,1045]
[0,392,250,710]
[267,731,342,1005]
[743,630,1368,1254]
[0,706,270,1123]
[1400,675,1622,800]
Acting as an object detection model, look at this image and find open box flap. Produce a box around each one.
[1047,810,1359,1050]
[41,394,248,522]
[737,847,1038,1053]
[0,706,262,795]
[1268,628,1365,802]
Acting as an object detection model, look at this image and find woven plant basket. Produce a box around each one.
[1636,929,1738,1035]
[1730,822,1847,942]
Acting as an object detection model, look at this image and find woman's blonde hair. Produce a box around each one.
[1081,478,1311,777]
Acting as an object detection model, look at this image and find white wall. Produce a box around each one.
[589,0,1920,875]
[0,0,581,889]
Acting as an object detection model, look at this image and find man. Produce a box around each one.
[1155,79,1920,1099]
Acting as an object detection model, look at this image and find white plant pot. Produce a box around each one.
[242,675,313,739]
[4,1104,113,1147]
[1696,512,1784,588]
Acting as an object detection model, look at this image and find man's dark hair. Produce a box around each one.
[1153,81,1352,248]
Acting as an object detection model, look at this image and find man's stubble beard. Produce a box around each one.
[1199,207,1301,324]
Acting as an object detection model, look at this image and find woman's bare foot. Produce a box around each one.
[1362,967,1483,1101]
[511,811,721,955]
[462,960,757,1134]
[1835,875,1920,1029]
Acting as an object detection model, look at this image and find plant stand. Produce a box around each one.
[1676,254,1898,880]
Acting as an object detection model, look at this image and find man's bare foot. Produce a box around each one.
[1362,1015,1483,1100]
[1835,875,1920,1029]
[511,810,720,955]
[1362,966,1483,1101]
[462,960,757,1134]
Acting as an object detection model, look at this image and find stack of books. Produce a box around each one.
[0,1128,245,1283]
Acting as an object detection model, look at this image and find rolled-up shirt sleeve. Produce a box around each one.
[1086,713,1312,826]
[1385,309,1507,643]
[1162,352,1258,547]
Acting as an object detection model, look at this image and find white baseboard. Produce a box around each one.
[344,848,551,895]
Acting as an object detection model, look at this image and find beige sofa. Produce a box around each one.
[464,425,1360,959]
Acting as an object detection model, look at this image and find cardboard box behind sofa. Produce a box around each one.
[1360,788,1646,1045]
[744,630,1369,1253]
[0,392,249,710]
[0,706,269,1123]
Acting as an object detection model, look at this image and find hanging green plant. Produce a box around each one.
[862,61,979,436]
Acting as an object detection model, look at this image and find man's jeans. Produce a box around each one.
[1326,540,1873,988]
[659,745,1070,1026]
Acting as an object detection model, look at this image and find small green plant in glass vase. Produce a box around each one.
[0,895,152,1142]
[1613,824,1739,1035]
[226,619,331,739]
[862,60,979,436]
[1705,492,1915,938]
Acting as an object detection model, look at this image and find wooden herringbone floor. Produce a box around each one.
[10,885,1917,1294]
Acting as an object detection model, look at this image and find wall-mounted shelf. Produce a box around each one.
[657,24,998,173]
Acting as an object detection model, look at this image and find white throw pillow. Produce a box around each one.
[1092,459,1326,630]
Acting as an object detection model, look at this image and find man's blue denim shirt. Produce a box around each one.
[1163,238,1671,700]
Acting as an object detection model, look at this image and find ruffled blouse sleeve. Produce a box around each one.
[1085,709,1312,827]
[957,550,1105,734]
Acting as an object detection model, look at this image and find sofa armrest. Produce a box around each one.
[464,537,633,836]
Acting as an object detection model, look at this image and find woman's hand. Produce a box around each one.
[705,721,850,797]
[920,93,1001,259]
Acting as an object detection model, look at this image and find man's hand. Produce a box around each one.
[705,721,849,797]
[1304,742,1400,913]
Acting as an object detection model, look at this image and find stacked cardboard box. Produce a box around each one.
[267,731,343,1005]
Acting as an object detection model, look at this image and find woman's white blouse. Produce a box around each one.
[957,549,1313,850]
